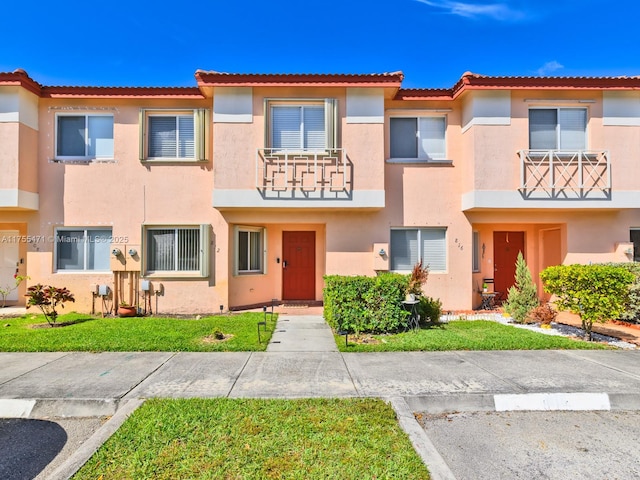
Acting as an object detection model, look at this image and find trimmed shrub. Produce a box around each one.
[603,262,640,323]
[540,264,634,340]
[324,273,409,334]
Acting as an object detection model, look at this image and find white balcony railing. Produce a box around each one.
[518,150,611,199]
[256,148,352,200]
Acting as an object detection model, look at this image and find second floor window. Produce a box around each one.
[140,109,208,161]
[529,108,587,150]
[390,117,446,160]
[266,99,337,151]
[56,114,114,160]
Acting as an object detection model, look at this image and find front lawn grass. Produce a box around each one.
[0,312,277,352]
[335,320,611,352]
[73,398,429,480]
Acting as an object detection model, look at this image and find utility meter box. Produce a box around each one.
[373,243,389,271]
[110,244,126,271]
[125,244,141,271]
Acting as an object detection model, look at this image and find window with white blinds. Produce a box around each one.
[266,99,337,150]
[140,109,207,161]
[144,225,210,276]
[390,228,446,272]
[148,116,194,158]
[529,108,587,150]
[390,117,446,160]
[56,114,114,160]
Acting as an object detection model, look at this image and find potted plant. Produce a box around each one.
[118,301,137,317]
[483,283,488,293]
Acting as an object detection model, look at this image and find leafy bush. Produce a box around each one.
[603,262,640,323]
[503,252,539,323]
[418,296,442,325]
[25,284,75,326]
[540,264,634,340]
[324,273,409,334]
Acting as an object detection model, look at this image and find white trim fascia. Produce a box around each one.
[462,190,640,210]
[213,189,385,209]
[0,189,39,210]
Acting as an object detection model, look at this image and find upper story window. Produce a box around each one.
[266,99,338,151]
[140,109,208,162]
[529,108,587,150]
[56,114,114,161]
[55,228,112,271]
[389,116,446,161]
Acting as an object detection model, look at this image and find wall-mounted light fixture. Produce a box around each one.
[378,248,386,256]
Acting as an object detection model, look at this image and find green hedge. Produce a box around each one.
[603,262,640,323]
[323,274,409,334]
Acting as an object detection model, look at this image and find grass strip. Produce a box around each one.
[335,320,611,352]
[73,398,429,479]
[0,312,276,352]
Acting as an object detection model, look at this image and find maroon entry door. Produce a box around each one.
[493,231,525,296]
[282,231,316,300]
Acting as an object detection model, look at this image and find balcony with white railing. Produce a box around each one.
[256,148,354,201]
[519,150,611,200]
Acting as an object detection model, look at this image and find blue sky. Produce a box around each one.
[2,0,638,89]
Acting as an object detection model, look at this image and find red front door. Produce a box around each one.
[493,231,525,297]
[282,231,316,300]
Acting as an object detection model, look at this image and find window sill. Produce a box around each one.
[50,158,117,164]
[140,158,208,165]
[386,158,453,166]
[144,271,208,279]
[54,270,112,274]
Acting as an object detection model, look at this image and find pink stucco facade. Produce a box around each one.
[1,69,640,313]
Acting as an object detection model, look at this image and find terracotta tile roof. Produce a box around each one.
[40,85,204,99]
[195,70,405,87]
[395,72,640,101]
[0,69,42,95]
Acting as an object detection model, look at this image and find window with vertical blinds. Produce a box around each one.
[140,109,207,161]
[144,225,210,276]
[390,228,446,272]
[266,99,337,150]
[390,116,446,160]
[529,108,587,150]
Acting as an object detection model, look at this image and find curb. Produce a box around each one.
[404,392,640,414]
[389,396,457,480]
[46,398,145,480]
[0,398,119,419]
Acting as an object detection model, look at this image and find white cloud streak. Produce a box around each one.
[414,0,525,21]
[536,60,564,75]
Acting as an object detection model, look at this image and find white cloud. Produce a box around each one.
[536,61,564,76]
[414,0,525,21]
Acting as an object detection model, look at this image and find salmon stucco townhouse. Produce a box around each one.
[1,68,640,313]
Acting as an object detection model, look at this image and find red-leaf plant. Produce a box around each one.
[25,284,75,326]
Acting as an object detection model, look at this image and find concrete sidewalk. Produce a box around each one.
[2,347,640,418]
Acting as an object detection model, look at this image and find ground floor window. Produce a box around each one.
[472,231,480,272]
[235,226,265,274]
[390,228,446,272]
[631,229,640,262]
[143,225,209,277]
[55,228,112,271]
